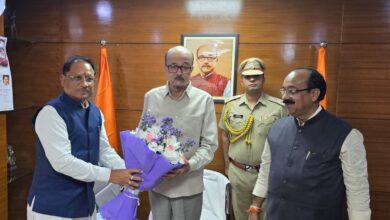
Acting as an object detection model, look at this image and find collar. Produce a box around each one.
[202,71,217,80]
[238,93,266,107]
[61,92,89,109]
[163,82,193,100]
[296,105,322,126]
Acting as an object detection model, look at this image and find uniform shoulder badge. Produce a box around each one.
[267,95,284,106]
[224,95,241,103]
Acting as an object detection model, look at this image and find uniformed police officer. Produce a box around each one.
[219,57,287,220]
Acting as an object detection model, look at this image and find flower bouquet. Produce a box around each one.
[133,113,195,164]
[99,113,195,220]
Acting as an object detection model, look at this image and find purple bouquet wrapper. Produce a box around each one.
[120,131,182,190]
[99,189,138,220]
[99,131,182,220]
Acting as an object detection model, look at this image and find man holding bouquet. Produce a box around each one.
[27,55,143,219]
[142,46,218,220]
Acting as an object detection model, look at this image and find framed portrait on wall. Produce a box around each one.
[181,33,239,103]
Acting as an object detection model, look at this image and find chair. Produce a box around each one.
[148,169,231,220]
[200,169,231,220]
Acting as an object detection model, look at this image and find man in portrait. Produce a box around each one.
[190,43,230,97]
[2,74,10,86]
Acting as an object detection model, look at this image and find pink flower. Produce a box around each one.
[146,132,155,141]
[165,144,174,151]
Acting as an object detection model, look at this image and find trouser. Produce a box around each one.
[27,197,97,220]
[228,163,266,220]
[149,190,203,220]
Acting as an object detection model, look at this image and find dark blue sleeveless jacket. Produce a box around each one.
[266,109,352,220]
[27,93,101,217]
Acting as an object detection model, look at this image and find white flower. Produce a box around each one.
[163,151,180,164]
[131,113,196,165]
[155,144,164,153]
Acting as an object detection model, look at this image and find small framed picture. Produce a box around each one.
[181,33,239,103]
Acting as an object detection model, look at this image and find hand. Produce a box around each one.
[248,212,260,220]
[109,168,143,190]
[247,203,262,220]
[163,160,190,179]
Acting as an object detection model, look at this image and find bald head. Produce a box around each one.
[285,67,327,102]
[284,69,311,89]
[165,46,194,66]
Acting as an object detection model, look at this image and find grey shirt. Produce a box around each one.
[141,83,218,198]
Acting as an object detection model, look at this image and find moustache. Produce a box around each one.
[283,99,295,104]
[174,76,185,81]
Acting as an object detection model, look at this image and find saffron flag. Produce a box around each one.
[96,46,119,152]
[316,46,327,109]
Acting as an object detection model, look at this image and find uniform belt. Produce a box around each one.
[229,157,260,173]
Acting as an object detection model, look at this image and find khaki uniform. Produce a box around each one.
[219,93,287,220]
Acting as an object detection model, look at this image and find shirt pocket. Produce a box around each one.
[181,114,202,145]
[228,113,245,129]
[303,149,329,171]
[257,115,279,136]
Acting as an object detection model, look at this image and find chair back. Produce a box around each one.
[200,169,231,220]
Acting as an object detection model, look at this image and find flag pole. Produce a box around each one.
[317,41,327,109]
[95,40,119,152]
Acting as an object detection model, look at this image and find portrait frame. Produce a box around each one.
[181,33,239,103]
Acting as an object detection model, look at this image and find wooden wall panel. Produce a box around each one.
[236,0,343,43]
[371,191,390,220]
[8,173,32,220]
[0,113,7,219]
[6,108,37,172]
[7,42,63,109]
[343,0,390,43]
[337,44,390,119]
[12,0,62,42]
[14,0,342,44]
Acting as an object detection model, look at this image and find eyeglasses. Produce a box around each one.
[67,75,95,84]
[166,64,193,74]
[197,56,217,62]
[279,87,314,96]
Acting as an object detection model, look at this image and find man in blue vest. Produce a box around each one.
[248,67,371,220]
[27,55,143,219]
